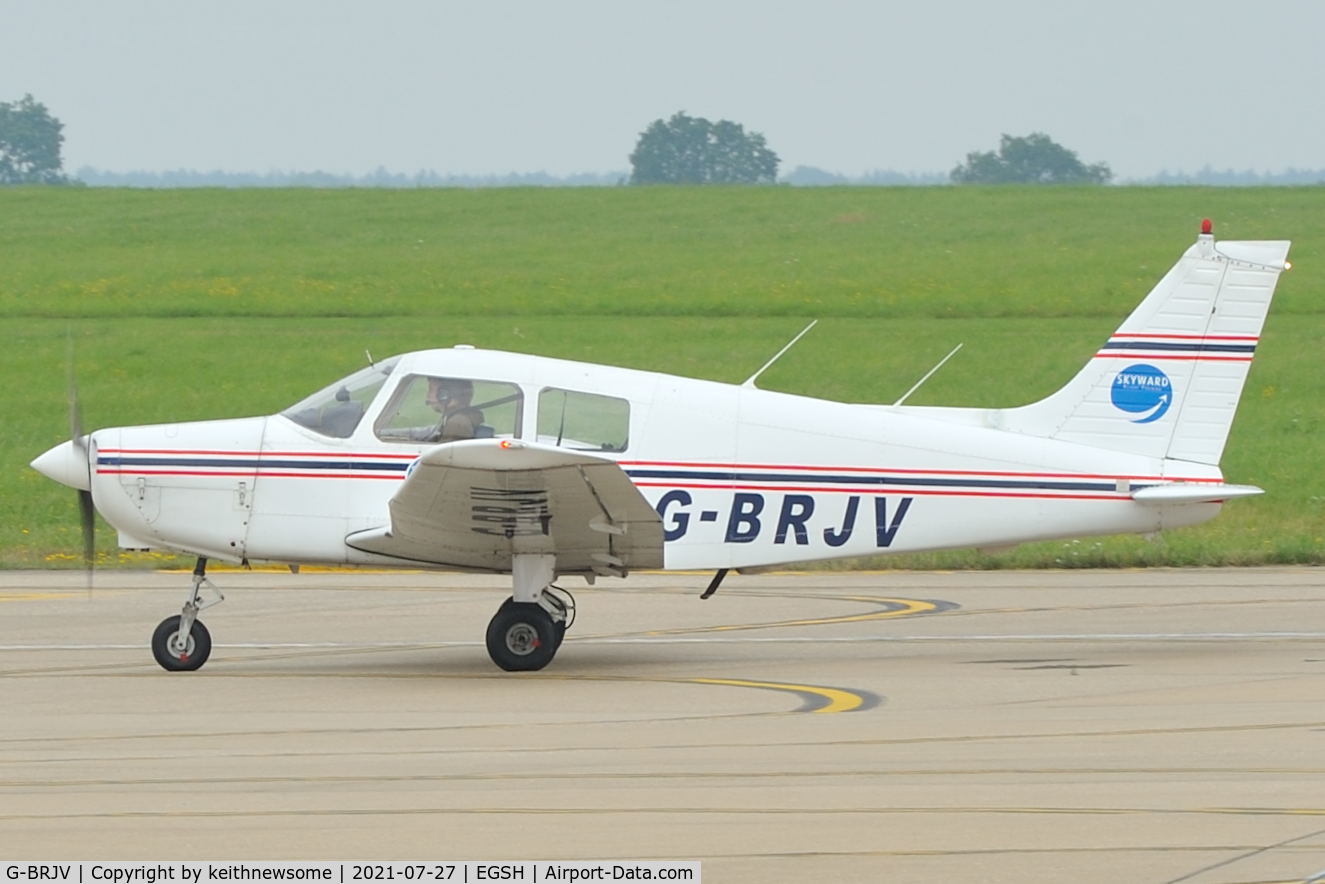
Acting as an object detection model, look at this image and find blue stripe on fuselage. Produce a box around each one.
[624,468,1145,494]
[98,456,409,472]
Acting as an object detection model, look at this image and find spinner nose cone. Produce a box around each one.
[31,438,92,491]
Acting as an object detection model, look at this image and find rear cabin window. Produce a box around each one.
[536,388,629,452]
[375,375,523,444]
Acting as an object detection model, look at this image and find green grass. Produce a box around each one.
[3,186,1322,569]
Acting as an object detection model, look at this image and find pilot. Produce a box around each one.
[426,377,484,442]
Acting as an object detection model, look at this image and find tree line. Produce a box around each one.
[4,93,1316,188]
[75,167,626,188]
[627,114,1115,185]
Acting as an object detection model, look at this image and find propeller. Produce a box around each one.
[66,335,95,589]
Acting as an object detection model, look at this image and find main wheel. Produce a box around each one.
[151,615,212,672]
[485,602,558,671]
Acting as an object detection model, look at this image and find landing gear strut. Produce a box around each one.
[485,554,572,671]
[151,557,225,672]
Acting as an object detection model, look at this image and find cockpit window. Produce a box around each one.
[281,357,400,438]
[375,375,523,444]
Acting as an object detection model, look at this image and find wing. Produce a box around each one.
[345,439,663,576]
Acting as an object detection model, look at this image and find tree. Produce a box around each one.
[0,94,68,185]
[629,111,779,185]
[950,132,1111,185]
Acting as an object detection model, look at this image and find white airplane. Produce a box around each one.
[31,221,1291,673]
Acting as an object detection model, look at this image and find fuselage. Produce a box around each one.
[70,346,1222,573]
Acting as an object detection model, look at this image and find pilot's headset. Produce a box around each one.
[435,378,473,405]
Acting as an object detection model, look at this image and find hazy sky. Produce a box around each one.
[3,0,1322,179]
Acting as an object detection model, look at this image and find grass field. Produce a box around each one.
[2,186,1321,569]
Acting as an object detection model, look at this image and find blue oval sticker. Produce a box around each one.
[1111,363,1173,423]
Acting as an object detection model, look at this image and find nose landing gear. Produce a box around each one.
[150,557,225,671]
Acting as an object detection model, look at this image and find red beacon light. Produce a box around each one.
[1201,218,1213,235]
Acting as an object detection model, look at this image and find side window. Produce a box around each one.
[375,375,523,444]
[536,388,630,452]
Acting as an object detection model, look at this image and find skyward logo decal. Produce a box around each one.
[1111,364,1173,423]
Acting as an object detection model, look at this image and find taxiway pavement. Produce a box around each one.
[2,567,1324,884]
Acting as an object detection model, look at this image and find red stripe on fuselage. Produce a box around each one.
[618,461,1216,484]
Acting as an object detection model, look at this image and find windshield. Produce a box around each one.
[281,357,400,438]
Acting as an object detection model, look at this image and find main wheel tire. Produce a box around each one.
[496,595,567,650]
[151,615,212,672]
[485,602,558,671]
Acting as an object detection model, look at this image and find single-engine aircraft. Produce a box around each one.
[32,222,1292,672]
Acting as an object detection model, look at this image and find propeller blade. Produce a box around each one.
[69,380,83,450]
[66,329,81,422]
[78,488,96,584]
[67,331,94,591]
[67,338,87,458]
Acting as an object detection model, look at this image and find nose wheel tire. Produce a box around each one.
[486,602,559,671]
[151,615,212,671]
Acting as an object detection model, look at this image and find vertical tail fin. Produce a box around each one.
[1002,223,1291,465]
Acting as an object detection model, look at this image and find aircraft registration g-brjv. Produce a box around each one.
[32,222,1291,672]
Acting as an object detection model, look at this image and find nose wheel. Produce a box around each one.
[151,557,224,672]
[151,614,212,671]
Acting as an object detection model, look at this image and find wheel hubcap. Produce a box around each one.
[504,623,540,656]
[169,631,194,659]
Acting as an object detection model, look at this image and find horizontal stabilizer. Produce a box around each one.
[1131,483,1263,505]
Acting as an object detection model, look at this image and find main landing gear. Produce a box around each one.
[485,554,574,671]
[151,557,224,671]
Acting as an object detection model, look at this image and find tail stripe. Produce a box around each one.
[1092,353,1253,362]
[1096,334,1257,362]
[1110,333,1259,341]
[1101,340,1255,355]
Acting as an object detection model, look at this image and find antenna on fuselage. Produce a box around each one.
[742,320,818,389]
[364,349,375,368]
[891,343,963,407]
